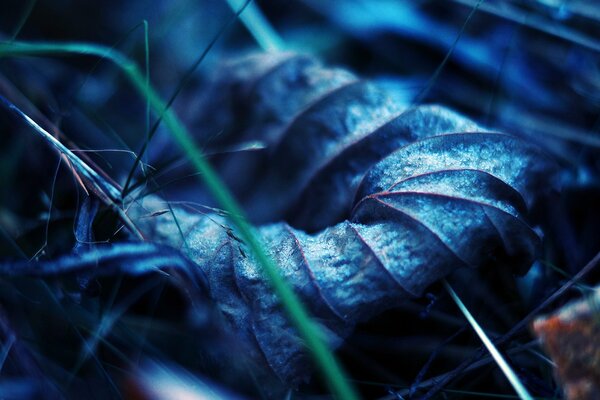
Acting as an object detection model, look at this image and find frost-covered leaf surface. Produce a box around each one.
[0,51,557,394]
[120,52,556,386]
[133,130,551,383]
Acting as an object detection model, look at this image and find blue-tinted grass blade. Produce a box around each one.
[443,280,533,400]
[0,94,143,239]
[0,95,122,202]
[225,0,285,51]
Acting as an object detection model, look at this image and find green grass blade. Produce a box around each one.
[0,40,359,400]
[121,0,252,198]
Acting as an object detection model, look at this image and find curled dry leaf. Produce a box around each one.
[133,130,550,385]
[533,287,600,400]
[0,52,556,390]
[132,53,556,386]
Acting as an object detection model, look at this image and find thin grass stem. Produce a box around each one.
[121,0,253,198]
[443,280,533,400]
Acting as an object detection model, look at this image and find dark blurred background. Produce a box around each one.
[0,1,599,398]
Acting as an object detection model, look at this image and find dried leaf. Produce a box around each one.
[130,53,555,385]
[533,287,600,400]
[134,129,550,384]
[0,52,556,390]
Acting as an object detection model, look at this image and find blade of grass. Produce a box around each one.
[421,250,600,398]
[0,94,143,240]
[225,0,285,51]
[413,0,483,105]
[31,155,61,261]
[379,341,545,399]
[121,0,253,198]
[443,280,533,400]
[9,0,37,41]
[0,40,359,400]
[450,0,600,53]
[0,94,122,202]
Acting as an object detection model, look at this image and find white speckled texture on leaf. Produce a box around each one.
[130,51,556,388]
[0,52,556,390]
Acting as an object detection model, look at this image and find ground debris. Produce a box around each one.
[533,286,600,400]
